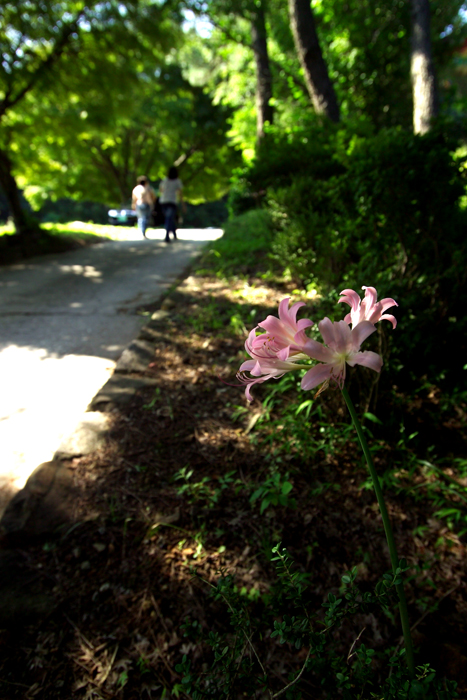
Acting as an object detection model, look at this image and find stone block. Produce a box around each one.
[88,374,158,412]
[150,309,170,322]
[0,460,74,540]
[115,338,156,373]
[138,325,171,344]
[54,412,110,459]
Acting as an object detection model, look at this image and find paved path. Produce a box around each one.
[0,228,222,508]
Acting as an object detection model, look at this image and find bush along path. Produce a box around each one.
[0,270,466,699]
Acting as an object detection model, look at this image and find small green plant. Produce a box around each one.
[143,388,161,410]
[250,472,295,514]
[176,547,457,699]
[173,466,242,508]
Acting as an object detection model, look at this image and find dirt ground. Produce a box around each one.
[0,273,466,699]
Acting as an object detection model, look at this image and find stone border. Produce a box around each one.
[55,285,197,457]
[0,272,200,536]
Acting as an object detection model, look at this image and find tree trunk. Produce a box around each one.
[410,0,439,134]
[288,0,340,123]
[0,146,40,236]
[251,2,273,141]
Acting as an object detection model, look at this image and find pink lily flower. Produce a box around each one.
[238,350,311,402]
[237,298,313,400]
[301,318,382,392]
[243,297,313,363]
[338,286,398,329]
[253,298,313,357]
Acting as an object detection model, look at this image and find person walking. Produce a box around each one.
[159,166,186,243]
[132,175,155,238]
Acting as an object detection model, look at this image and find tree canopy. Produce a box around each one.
[1,0,467,232]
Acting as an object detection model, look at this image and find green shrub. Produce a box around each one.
[343,127,467,387]
[37,197,109,224]
[227,171,259,217]
[239,123,467,388]
[184,198,229,227]
[196,209,274,277]
[268,173,354,290]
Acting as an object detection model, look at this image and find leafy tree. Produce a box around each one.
[16,56,239,208]
[185,0,276,146]
[0,0,180,235]
[310,0,466,128]
[179,26,259,157]
[0,0,86,234]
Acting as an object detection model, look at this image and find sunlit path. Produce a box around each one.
[0,227,223,514]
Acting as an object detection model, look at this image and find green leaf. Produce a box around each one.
[363,412,383,424]
[260,498,270,514]
[250,488,263,502]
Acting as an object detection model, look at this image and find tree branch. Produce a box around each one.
[0,9,88,119]
[199,12,308,97]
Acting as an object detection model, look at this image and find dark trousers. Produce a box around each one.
[161,203,177,238]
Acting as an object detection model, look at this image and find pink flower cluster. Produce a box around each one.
[237,287,398,401]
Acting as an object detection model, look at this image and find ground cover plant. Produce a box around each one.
[0,212,466,698]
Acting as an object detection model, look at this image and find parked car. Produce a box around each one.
[108,208,137,226]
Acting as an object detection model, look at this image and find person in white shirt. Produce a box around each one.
[132,175,155,238]
[159,166,186,243]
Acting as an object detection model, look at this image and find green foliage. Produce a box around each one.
[247,371,357,461]
[183,198,229,228]
[173,466,242,509]
[250,471,295,513]
[342,126,467,387]
[312,0,467,128]
[196,208,274,277]
[1,0,240,226]
[18,60,240,207]
[176,547,458,699]
[37,198,109,224]
[237,121,467,388]
[227,171,260,217]
[360,455,467,539]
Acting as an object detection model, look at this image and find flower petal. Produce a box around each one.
[317,317,337,346]
[239,374,272,401]
[339,286,398,329]
[338,289,361,312]
[379,313,397,329]
[328,320,352,349]
[277,297,291,319]
[303,338,335,363]
[351,320,376,348]
[296,318,314,332]
[362,286,378,307]
[379,297,398,313]
[301,363,333,391]
[348,350,382,373]
[277,346,291,361]
[239,359,256,372]
[279,299,304,323]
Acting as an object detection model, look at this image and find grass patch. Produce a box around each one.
[195,208,273,278]
[0,221,137,265]
[0,221,136,241]
[42,221,137,239]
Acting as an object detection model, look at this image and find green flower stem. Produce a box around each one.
[341,386,415,678]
